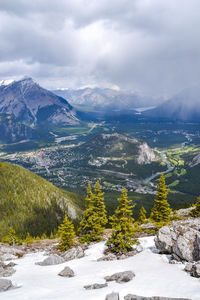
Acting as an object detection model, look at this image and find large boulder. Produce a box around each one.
[84,283,108,290]
[36,254,65,266]
[155,218,200,262]
[124,295,191,300]
[58,266,74,277]
[104,271,135,283]
[61,246,84,261]
[0,279,13,292]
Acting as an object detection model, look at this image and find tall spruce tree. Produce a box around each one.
[138,206,147,224]
[150,173,172,222]
[57,214,76,251]
[78,181,107,243]
[190,196,200,217]
[93,180,108,228]
[106,188,137,254]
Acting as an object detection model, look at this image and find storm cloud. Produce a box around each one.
[0,0,200,96]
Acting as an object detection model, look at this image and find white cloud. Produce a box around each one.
[0,0,200,96]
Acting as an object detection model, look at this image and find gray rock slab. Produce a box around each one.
[36,254,65,266]
[105,271,135,283]
[58,266,74,277]
[0,279,13,292]
[105,292,120,300]
[84,283,108,290]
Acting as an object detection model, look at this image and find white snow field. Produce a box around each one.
[1,237,200,300]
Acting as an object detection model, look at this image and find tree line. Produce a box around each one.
[58,173,173,254]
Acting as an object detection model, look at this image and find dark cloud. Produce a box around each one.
[0,0,199,96]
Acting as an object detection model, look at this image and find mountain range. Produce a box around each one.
[0,77,79,127]
[53,87,160,111]
[145,85,200,122]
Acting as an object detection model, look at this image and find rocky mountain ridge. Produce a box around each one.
[0,77,79,127]
[53,87,160,111]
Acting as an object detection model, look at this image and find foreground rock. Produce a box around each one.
[0,279,14,292]
[105,292,120,300]
[155,218,200,262]
[36,254,65,266]
[58,266,74,277]
[184,261,200,278]
[84,283,108,290]
[61,246,84,261]
[0,261,16,277]
[0,243,24,261]
[104,271,135,283]
[124,295,191,300]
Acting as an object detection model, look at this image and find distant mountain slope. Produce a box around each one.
[0,161,82,238]
[77,133,157,164]
[0,77,79,126]
[0,114,38,143]
[145,85,200,122]
[53,87,160,111]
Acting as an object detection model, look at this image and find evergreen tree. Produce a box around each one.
[106,188,137,254]
[138,206,147,224]
[1,226,20,245]
[93,180,108,228]
[190,196,200,217]
[78,181,107,243]
[57,214,76,251]
[85,183,93,209]
[150,174,172,222]
[24,232,33,246]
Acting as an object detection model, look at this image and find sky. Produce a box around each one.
[0,0,200,97]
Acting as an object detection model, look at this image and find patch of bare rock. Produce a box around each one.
[58,266,74,277]
[84,283,108,290]
[36,244,85,266]
[155,217,200,278]
[104,271,135,283]
[0,278,14,292]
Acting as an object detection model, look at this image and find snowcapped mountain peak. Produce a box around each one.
[0,79,15,86]
[0,77,79,126]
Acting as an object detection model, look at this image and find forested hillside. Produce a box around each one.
[0,161,82,238]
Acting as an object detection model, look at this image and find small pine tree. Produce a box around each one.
[138,206,147,224]
[24,232,33,246]
[150,174,172,222]
[79,181,107,243]
[1,226,19,245]
[190,196,200,217]
[57,214,76,251]
[106,188,137,254]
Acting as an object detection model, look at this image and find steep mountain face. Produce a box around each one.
[53,88,159,111]
[0,161,81,238]
[0,78,79,126]
[0,114,38,143]
[145,85,200,122]
[77,133,157,164]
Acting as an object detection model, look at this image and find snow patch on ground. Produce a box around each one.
[1,236,200,300]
